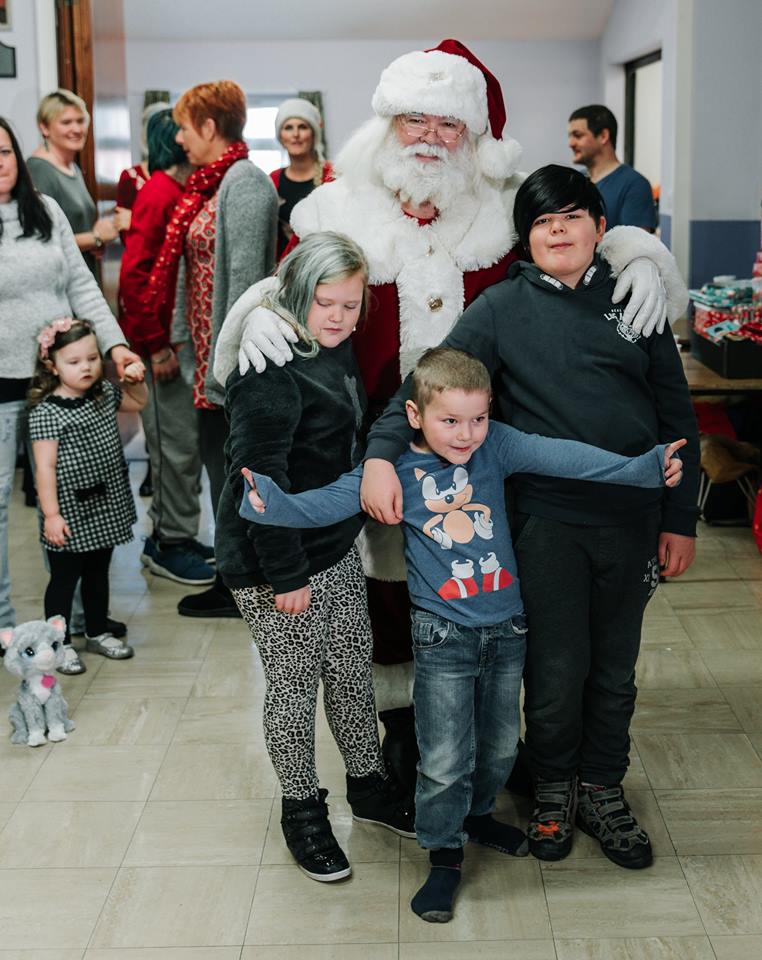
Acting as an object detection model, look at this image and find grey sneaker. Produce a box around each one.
[576,783,653,869]
[57,645,87,675]
[85,632,134,660]
[528,777,577,861]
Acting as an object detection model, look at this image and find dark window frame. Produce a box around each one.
[624,49,662,166]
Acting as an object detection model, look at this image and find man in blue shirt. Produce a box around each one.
[568,104,656,231]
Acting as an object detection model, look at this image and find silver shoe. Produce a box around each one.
[85,632,134,660]
[57,645,87,675]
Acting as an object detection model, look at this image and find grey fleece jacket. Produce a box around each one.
[0,197,126,380]
[171,159,279,405]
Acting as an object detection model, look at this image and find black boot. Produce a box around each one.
[505,737,534,798]
[178,573,242,619]
[281,789,351,882]
[346,770,416,838]
[378,705,419,799]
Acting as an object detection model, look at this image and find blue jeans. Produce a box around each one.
[0,400,25,627]
[411,607,527,850]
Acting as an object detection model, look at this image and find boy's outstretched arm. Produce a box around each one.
[239,465,364,529]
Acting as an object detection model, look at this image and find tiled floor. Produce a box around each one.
[1,463,762,959]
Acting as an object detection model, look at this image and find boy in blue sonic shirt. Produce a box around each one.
[240,346,685,924]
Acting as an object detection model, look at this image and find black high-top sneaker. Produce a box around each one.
[280,788,351,882]
[527,777,578,861]
[577,782,653,869]
[346,770,416,838]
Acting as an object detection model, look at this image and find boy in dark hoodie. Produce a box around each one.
[361,164,700,872]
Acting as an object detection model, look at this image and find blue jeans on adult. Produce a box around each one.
[0,400,25,627]
[411,607,527,850]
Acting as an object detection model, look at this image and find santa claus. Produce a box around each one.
[213,39,685,789]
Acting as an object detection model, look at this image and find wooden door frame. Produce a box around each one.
[55,0,96,198]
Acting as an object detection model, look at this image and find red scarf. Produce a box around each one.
[144,140,249,314]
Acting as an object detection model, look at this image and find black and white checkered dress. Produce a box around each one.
[28,380,136,553]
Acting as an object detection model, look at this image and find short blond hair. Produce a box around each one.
[410,347,491,411]
[36,89,90,128]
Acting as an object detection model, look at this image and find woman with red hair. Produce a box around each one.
[145,80,278,617]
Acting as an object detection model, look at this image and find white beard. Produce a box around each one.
[373,132,478,212]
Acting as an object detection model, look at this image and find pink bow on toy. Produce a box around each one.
[37,317,74,359]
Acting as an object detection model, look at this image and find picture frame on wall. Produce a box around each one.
[0,0,11,31]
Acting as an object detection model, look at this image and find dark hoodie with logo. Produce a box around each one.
[365,256,700,537]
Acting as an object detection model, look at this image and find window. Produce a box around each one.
[244,94,291,174]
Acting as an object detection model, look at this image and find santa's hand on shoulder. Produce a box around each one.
[239,306,298,375]
[613,257,667,337]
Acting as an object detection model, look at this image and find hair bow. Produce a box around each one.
[37,317,74,359]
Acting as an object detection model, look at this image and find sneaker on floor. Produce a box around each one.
[576,783,653,869]
[281,789,352,882]
[57,645,86,675]
[188,538,215,566]
[528,777,577,861]
[85,632,134,660]
[177,585,241,619]
[141,537,215,586]
[346,770,416,838]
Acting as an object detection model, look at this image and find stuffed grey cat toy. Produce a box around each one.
[1,617,75,747]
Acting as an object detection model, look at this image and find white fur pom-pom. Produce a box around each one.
[477,135,523,180]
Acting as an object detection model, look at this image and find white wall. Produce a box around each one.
[0,0,53,153]
[124,37,601,173]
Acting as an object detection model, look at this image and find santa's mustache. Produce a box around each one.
[397,142,449,161]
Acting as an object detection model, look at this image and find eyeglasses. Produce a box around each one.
[399,114,466,145]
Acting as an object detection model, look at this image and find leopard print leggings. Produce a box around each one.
[232,545,386,799]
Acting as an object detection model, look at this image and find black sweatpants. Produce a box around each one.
[44,547,114,641]
[514,512,660,785]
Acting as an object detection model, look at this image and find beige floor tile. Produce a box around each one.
[242,948,397,960]
[0,739,58,801]
[86,950,239,960]
[0,951,85,959]
[710,935,762,959]
[656,789,762,855]
[635,649,717,689]
[554,937,715,959]
[204,619,254,658]
[623,751,651,790]
[678,610,762,650]
[640,616,693,648]
[150,742,277,800]
[752,735,762,761]
[191,655,266,699]
[681,855,762,935]
[634,733,762,789]
[399,852,551,942]
[659,581,759,614]
[24,745,166,801]
[70,697,184,745]
[700,651,762,685]
[0,868,114,948]
[400,942,556,959]
[541,857,703,939]
[172,697,265,744]
[246,862,399,945]
[85,660,202,699]
[261,796,399,865]
[0,801,143,867]
[631,689,740,732]
[126,625,213,662]
[91,865,257,948]
[124,799,272,866]
[643,591,674,618]
[728,558,762,579]
[676,553,740,582]
[0,802,16,833]
[723,687,762,732]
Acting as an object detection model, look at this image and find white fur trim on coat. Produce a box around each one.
[372,49,488,134]
[373,660,414,712]
[213,275,279,385]
[477,134,523,180]
[598,225,689,323]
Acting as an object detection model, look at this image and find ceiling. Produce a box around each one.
[97,0,615,43]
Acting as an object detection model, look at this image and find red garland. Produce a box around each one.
[144,140,250,315]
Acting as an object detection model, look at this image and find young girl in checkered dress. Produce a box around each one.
[28,318,148,674]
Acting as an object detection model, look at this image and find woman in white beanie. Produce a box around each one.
[270,98,332,256]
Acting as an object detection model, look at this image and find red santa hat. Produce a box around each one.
[371,38,522,180]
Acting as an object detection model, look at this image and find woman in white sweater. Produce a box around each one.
[0,116,141,628]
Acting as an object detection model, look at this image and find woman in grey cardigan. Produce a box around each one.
[144,81,278,618]
[0,117,141,630]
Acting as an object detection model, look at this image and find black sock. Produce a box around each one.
[464,813,529,856]
[411,863,461,923]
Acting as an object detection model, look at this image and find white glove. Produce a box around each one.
[472,512,494,539]
[612,256,668,338]
[430,527,453,550]
[238,306,299,375]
